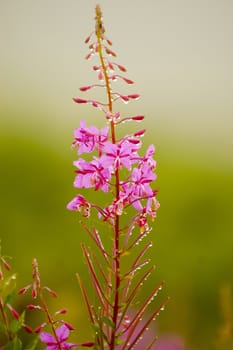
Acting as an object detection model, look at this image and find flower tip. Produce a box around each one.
[23,324,33,333]
[79,86,91,92]
[118,64,127,72]
[134,129,146,137]
[73,98,88,104]
[123,77,134,84]
[81,341,95,347]
[43,286,58,298]
[128,93,140,100]
[132,115,145,121]
[64,322,75,330]
[6,304,20,320]
[84,33,92,44]
[1,257,11,271]
[34,322,47,333]
[18,284,31,295]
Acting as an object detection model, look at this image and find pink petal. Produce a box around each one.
[56,324,69,342]
[40,331,56,344]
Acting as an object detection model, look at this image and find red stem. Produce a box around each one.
[97,26,120,350]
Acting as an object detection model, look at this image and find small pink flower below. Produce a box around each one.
[40,324,77,350]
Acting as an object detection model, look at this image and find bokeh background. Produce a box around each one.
[1,0,233,349]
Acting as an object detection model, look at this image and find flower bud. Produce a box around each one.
[73,98,88,104]
[128,94,140,99]
[1,257,11,271]
[27,304,41,310]
[81,342,95,347]
[105,47,116,57]
[43,286,58,298]
[80,86,92,92]
[18,284,32,295]
[134,129,146,137]
[132,115,144,121]
[64,322,75,330]
[6,304,20,320]
[23,324,33,333]
[34,322,47,333]
[54,308,68,315]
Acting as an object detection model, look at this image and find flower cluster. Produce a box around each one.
[67,7,160,228]
[68,122,159,228]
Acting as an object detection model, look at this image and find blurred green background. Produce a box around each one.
[1,1,233,349]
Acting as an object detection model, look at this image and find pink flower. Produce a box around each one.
[73,157,111,192]
[67,195,90,217]
[140,144,156,170]
[40,324,77,350]
[102,139,139,170]
[122,164,155,211]
[72,120,108,154]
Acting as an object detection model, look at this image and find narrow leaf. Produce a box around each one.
[76,273,95,325]
[126,297,170,350]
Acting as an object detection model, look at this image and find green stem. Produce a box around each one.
[0,297,13,341]
[33,260,63,350]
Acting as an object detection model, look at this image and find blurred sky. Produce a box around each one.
[1,0,233,167]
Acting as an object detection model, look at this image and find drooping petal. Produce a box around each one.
[56,324,69,342]
[40,331,56,345]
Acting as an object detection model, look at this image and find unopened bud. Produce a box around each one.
[128,94,140,99]
[27,304,41,310]
[34,322,47,333]
[134,129,146,137]
[32,281,37,298]
[84,34,92,44]
[1,257,11,271]
[64,322,75,331]
[18,284,31,295]
[80,86,91,92]
[73,98,88,104]
[120,95,129,102]
[85,51,93,60]
[128,138,141,145]
[114,112,120,120]
[123,77,134,84]
[105,37,112,46]
[43,286,58,298]
[98,71,103,80]
[105,47,116,57]
[54,308,68,315]
[23,324,33,333]
[132,115,144,121]
[7,304,20,320]
[108,62,114,70]
[117,64,127,72]
[81,342,95,347]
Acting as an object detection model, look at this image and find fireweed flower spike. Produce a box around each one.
[18,259,87,349]
[68,4,168,350]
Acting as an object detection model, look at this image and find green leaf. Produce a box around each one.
[5,337,22,350]
[10,311,25,334]
[91,323,100,335]
[101,316,115,329]
[25,335,39,350]
[4,274,17,288]
[5,289,17,305]
[0,322,8,336]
